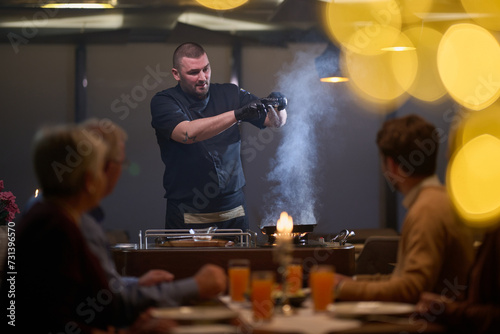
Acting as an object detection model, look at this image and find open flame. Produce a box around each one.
[276,211,293,235]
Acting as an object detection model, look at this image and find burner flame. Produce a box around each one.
[277,211,293,235]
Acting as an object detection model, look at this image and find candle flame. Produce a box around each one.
[34,189,39,198]
[277,211,293,234]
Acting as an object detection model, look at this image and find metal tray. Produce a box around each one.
[260,224,316,235]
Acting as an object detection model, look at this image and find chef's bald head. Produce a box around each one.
[173,42,206,70]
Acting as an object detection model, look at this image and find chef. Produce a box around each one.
[150,42,287,230]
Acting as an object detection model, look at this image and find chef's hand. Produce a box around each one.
[234,100,267,122]
[262,92,287,128]
[138,269,175,286]
[261,91,288,111]
[194,264,227,299]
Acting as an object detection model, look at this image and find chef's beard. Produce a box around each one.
[193,81,209,100]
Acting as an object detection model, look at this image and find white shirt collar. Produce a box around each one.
[402,174,442,209]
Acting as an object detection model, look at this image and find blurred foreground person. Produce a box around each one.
[0,124,174,333]
[416,223,500,333]
[335,114,475,303]
[78,118,227,325]
[1,124,113,333]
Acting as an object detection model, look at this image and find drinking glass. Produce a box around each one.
[309,265,335,311]
[286,258,303,295]
[251,271,275,321]
[228,259,250,302]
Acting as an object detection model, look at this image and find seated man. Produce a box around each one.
[335,114,475,303]
[79,118,227,325]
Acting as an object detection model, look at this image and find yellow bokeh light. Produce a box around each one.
[437,23,500,111]
[398,0,435,24]
[403,26,447,103]
[389,32,418,93]
[324,0,402,55]
[461,0,500,31]
[195,0,248,11]
[448,134,500,228]
[453,103,500,150]
[344,30,417,106]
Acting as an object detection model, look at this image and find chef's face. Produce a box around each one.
[172,53,211,100]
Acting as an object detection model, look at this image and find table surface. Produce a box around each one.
[157,297,447,334]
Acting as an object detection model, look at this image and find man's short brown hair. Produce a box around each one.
[376,114,439,177]
[172,42,206,69]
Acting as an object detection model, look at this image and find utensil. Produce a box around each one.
[331,229,355,246]
[190,226,217,241]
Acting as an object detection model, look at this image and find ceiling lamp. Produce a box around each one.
[195,0,248,11]
[42,1,116,9]
[381,46,416,52]
[315,43,349,83]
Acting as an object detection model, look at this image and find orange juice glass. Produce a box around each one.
[251,271,275,321]
[309,265,335,312]
[228,259,250,302]
[286,259,303,294]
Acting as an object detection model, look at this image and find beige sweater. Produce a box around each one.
[337,184,475,303]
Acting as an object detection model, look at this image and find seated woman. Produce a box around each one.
[0,124,172,333]
[0,124,113,333]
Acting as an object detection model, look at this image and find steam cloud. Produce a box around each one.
[262,46,339,227]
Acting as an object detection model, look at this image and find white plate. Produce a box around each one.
[329,302,416,318]
[172,324,238,334]
[151,306,238,322]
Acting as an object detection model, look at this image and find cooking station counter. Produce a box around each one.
[111,244,356,279]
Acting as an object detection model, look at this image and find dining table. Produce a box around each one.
[113,229,448,333]
[151,295,448,334]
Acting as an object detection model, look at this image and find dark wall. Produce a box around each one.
[0,42,454,243]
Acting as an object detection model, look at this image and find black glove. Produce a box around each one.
[260,92,288,111]
[234,100,267,122]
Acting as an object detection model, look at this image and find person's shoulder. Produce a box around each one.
[80,212,104,233]
[209,82,238,92]
[18,201,80,238]
[417,185,449,205]
[153,85,178,98]
[211,83,258,99]
[151,86,181,112]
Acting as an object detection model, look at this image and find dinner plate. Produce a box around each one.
[151,306,238,322]
[172,324,238,334]
[329,301,416,318]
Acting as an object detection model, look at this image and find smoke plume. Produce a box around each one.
[262,46,339,227]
